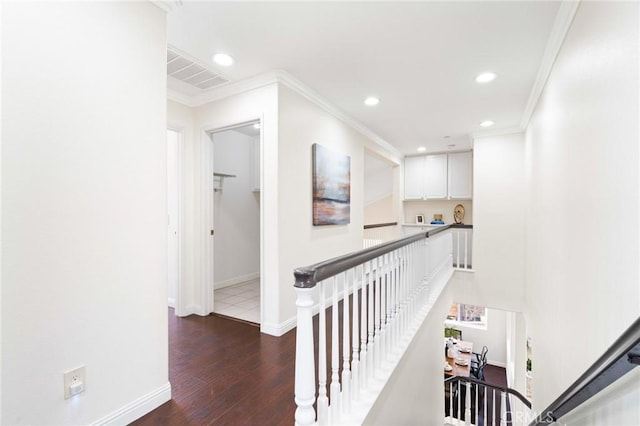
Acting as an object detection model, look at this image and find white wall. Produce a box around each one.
[448,308,507,367]
[276,84,402,328]
[213,129,260,287]
[364,156,393,205]
[2,2,169,424]
[470,132,525,311]
[524,1,639,421]
[364,195,394,224]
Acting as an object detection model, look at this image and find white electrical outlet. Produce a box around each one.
[63,366,86,399]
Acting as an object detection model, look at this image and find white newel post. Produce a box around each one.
[294,286,316,426]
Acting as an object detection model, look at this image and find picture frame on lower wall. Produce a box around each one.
[416,214,425,224]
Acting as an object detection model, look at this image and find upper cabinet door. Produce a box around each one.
[424,154,448,199]
[404,156,425,199]
[447,151,472,199]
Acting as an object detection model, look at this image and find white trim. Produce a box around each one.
[470,126,524,141]
[488,360,507,368]
[261,317,297,337]
[149,0,182,13]
[214,272,260,290]
[168,69,401,160]
[92,382,171,425]
[274,71,402,159]
[166,127,185,316]
[167,88,196,107]
[520,0,581,129]
[191,71,280,107]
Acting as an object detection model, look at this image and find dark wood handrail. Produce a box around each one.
[363,222,398,229]
[444,375,532,409]
[294,225,453,289]
[528,316,640,425]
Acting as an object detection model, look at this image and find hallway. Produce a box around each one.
[132,309,296,425]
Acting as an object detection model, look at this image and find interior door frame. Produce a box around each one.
[167,126,184,316]
[201,116,263,319]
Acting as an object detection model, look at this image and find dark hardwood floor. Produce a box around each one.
[131,309,297,425]
[132,308,511,426]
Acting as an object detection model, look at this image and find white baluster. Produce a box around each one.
[464,230,469,269]
[368,258,376,379]
[294,286,316,426]
[330,277,341,422]
[500,392,507,426]
[483,383,488,426]
[360,262,369,392]
[492,389,496,426]
[390,250,398,353]
[317,282,328,425]
[465,381,472,424]
[474,383,479,426]
[374,256,382,371]
[379,254,387,363]
[456,230,461,268]
[351,265,360,402]
[341,272,351,417]
[385,253,392,359]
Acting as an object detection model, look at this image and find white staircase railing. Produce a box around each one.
[363,222,399,248]
[451,225,473,270]
[294,227,454,425]
[444,376,532,426]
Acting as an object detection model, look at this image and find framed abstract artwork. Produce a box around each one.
[312,143,350,225]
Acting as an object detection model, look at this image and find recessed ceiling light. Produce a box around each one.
[253,123,261,129]
[476,72,497,83]
[448,144,456,149]
[212,53,234,67]
[417,146,427,152]
[480,120,495,127]
[443,135,451,139]
[364,96,380,106]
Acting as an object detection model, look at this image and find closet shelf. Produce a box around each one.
[214,172,236,192]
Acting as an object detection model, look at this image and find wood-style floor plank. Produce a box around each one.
[131,309,296,425]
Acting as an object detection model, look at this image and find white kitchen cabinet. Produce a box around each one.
[424,154,448,199]
[404,155,425,199]
[403,151,472,200]
[447,151,472,199]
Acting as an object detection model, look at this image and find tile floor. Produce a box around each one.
[213,278,260,324]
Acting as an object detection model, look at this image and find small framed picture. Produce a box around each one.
[416,214,425,224]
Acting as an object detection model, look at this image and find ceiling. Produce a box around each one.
[166,1,561,156]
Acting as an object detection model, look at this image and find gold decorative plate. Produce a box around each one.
[454,204,465,224]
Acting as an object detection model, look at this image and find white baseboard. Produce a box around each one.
[488,360,507,368]
[261,316,297,337]
[167,297,176,308]
[92,382,171,425]
[214,272,260,290]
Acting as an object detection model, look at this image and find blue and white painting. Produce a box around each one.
[312,143,351,225]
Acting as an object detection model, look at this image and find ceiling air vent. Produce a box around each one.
[167,48,229,90]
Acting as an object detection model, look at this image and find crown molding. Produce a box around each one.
[520,0,581,129]
[167,88,197,107]
[168,69,401,160]
[150,0,182,13]
[471,126,524,141]
[273,70,402,160]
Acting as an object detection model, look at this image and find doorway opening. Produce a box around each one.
[209,122,261,324]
